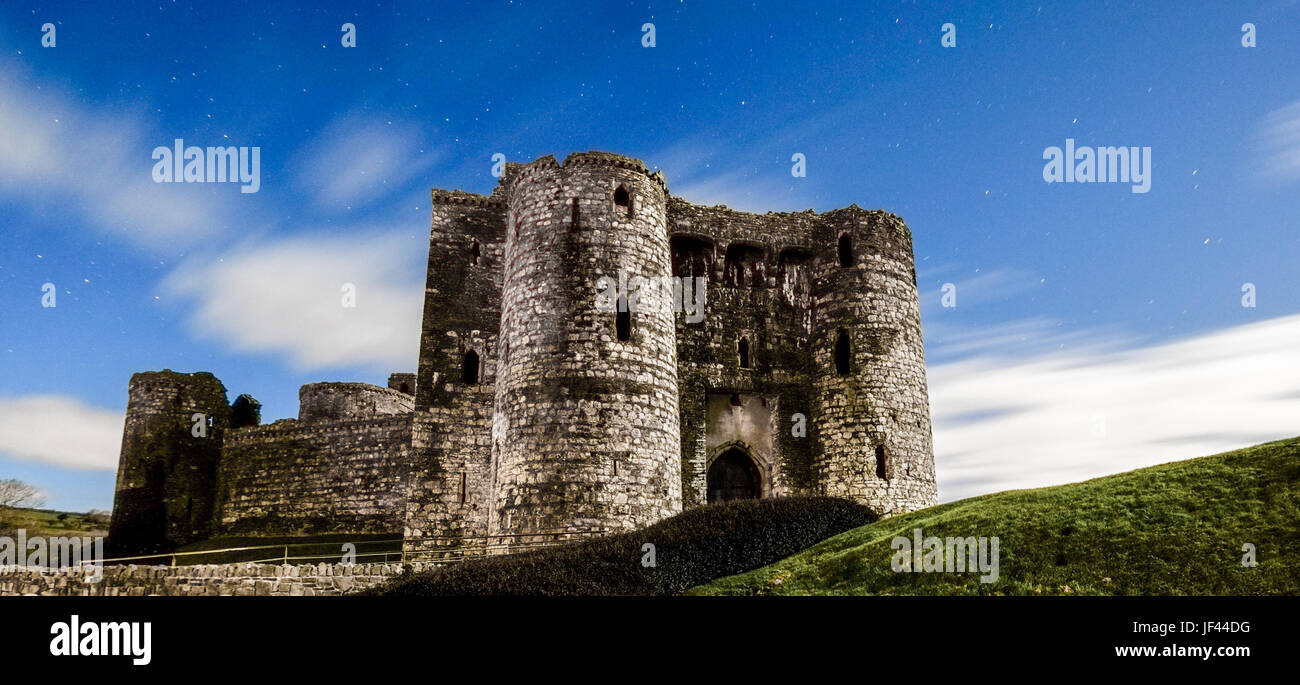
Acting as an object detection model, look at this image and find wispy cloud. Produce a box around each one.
[0,66,233,250]
[1255,99,1300,184]
[162,230,425,372]
[931,314,1300,502]
[291,116,441,211]
[0,396,124,471]
[916,268,1123,362]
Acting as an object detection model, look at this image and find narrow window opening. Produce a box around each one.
[875,445,888,479]
[613,184,632,216]
[458,472,467,503]
[470,240,481,265]
[616,307,631,341]
[462,350,480,384]
[738,337,751,368]
[835,330,851,375]
[838,234,853,268]
[571,198,580,229]
[613,460,619,477]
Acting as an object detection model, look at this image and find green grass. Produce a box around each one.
[691,437,1300,595]
[0,507,108,538]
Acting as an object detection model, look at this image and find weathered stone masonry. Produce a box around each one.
[0,563,427,597]
[108,151,937,557]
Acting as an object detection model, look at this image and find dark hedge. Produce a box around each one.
[371,496,877,596]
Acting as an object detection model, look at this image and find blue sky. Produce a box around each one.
[1,1,1298,512]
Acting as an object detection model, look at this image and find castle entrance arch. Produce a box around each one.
[707,447,762,503]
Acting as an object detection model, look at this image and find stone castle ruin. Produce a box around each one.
[108,151,938,557]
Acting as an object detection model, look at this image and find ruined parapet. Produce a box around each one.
[490,151,683,541]
[108,370,231,556]
[810,208,936,514]
[298,382,414,423]
[387,373,417,395]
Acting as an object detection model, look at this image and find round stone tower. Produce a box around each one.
[109,370,231,556]
[490,152,682,542]
[811,209,937,515]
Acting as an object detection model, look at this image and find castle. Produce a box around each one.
[108,151,938,557]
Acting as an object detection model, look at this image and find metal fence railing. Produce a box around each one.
[81,538,404,568]
[402,529,606,562]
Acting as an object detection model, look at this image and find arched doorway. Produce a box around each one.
[707,447,762,503]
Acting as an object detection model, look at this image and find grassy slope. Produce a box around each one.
[692,437,1300,595]
[0,508,107,538]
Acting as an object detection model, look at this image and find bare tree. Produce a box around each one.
[0,478,45,510]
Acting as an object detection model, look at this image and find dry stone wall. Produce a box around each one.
[0,563,426,597]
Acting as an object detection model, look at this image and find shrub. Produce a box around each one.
[373,496,877,596]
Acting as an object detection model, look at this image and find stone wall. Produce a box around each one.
[666,200,822,506]
[403,394,495,550]
[416,189,506,411]
[491,152,683,541]
[811,209,937,514]
[109,371,232,556]
[215,415,414,535]
[298,382,414,423]
[0,562,428,597]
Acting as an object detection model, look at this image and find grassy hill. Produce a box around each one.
[691,437,1300,595]
[0,507,108,539]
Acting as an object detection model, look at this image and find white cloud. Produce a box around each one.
[0,396,124,471]
[291,116,440,210]
[163,231,425,372]
[931,314,1300,502]
[0,68,232,249]
[1255,99,1300,183]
